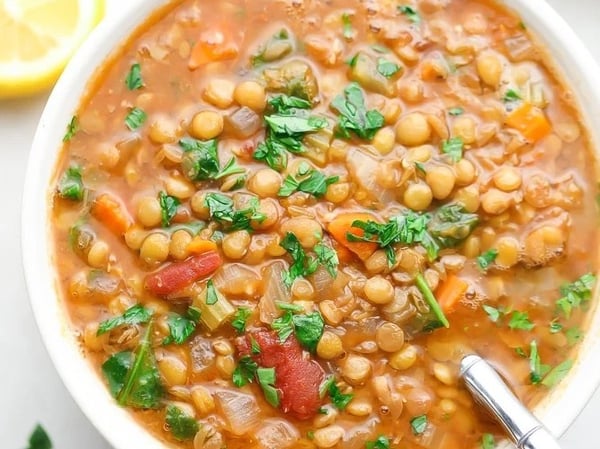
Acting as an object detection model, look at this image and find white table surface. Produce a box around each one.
[1,0,599,447]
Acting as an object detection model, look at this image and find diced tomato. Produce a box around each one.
[237,330,325,420]
[144,251,222,296]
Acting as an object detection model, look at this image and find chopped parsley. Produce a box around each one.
[566,327,583,346]
[366,435,390,449]
[441,137,464,162]
[325,379,354,410]
[528,340,550,385]
[415,273,450,328]
[549,321,563,334]
[205,280,218,305]
[503,89,522,102]
[232,356,258,387]
[331,82,385,140]
[163,308,200,345]
[508,311,535,331]
[341,13,354,39]
[231,307,252,334]
[481,433,495,449]
[257,367,280,407]
[556,273,596,318]
[62,115,79,142]
[410,415,428,435]
[278,168,339,198]
[158,191,180,227]
[165,405,199,441]
[448,107,464,116]
[179,138,244,181]
[26,424,52,449]
[398,5,421,24]
[97,304,153,336]
[477,249,498,271]
[57,165,84,201]
[376,58,401,78]
[271,306,325,352]
[204,193,265,232]
[482,305,506,323]
[314,242,339,278]
[125,107,147,130]
[125,63,144,90]
[279,233,338,286]
[541,359,573,388]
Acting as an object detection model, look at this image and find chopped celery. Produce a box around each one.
[193,282,236,331]
[348,52,397,97]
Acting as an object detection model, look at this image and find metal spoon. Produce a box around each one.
[460,354,562,449]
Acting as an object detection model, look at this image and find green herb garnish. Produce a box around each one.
[503,89,522,102]
[204,193,265,232]
[441,137,464,162]
[415,273,449,328]
[165,405,199,441]
[206,280,218,305]
[528,340,550,385]
[232,356,258,387]
[125,107,147,130]
[231,307,252,334]
[398,5,421,24]
[158,191,180,227]
[366,435,390,449]
[278,168,339,198]
[331,83,385,140]
[448,107,464,116]
[179,138,244,182]
[410,415,428,435]
[97,304,153,336]
[327,381,354,410]
[477,249,498,270]
[257,367,280,407]
[376,58,401,78]
[125,63,144,90]
[342,13,354,39]
[63,115,79,142]
[508,311,535,331]
[541,360,573,388]
[163,308,200,345]
[481,433,495,449]
[57,165,84,201]
[556,273,596,318]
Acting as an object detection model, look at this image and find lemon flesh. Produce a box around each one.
[0,0,104,98]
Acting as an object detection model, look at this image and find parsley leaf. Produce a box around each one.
[366,435,390,449]
[541,359,573,388]
[441,137,464,162]
[328,381,354,410]
[180,138,244,181]
[125,107,147,130]
[314,242,339,278]
[503,89,522,102]
[566,327,583,346]
[57,165,84,201]
[158,191,180,227]
[206,280,218,305]
[483,305,504,323]
[232,356,258,387]
[278,169,339,198]
[125,63,144,90]
[331,83,385,140]
[448,107,464,116]
[556,273,596,318]
[163,309,199,345]
[165,405,199,441]
[528,340,550,385]
[508,311,535,331]
[342,13,354,39]
[549,321,563,334]
[257,367,280,407]
[280,232,318,285]
[481,433,495,449]
[101,324,163,408]
[27,424,52,449]
[272,310,295,343]
[97,304,153,336]
[398,5,421,24]
[204,193,265,232]
[271,305,325,352]
[377,58,401,78]
[477,249,498,270]
[231,307,252,334]
[410,415,428,435]
[63,115,79,142]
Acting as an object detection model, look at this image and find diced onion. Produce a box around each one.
[214,389,260,436]
[346,148,394,205]
[255,419,299,449]
[259,261,290,324]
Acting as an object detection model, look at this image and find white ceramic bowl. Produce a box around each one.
[21,1,600,448]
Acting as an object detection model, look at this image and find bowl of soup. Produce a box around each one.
[22,0,600,448]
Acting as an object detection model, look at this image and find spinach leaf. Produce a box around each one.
[165,405,199,441]
[331,83,384,140]
[57,166,84,201]
[125,63,144,90]
[158,191,180,227]
[97,304,153,336]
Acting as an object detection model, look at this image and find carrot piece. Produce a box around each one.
[189,26,239,70]
[91,193,132,236]
[505,102,552,143]
[435,274,469,314]
[187,237,218,255]
[327,213,379,261]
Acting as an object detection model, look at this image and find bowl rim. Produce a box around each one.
[21,0,600,448]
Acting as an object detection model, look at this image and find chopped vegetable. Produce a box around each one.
[541,359,573,387]
[331,82,385,139]
[263,60,319,102]
[188,24,239,69]
[508,311,535,331]
[366,435,390,449]
[144,251,223,296]
[163,308,200,345]
[481,433,496,449]
[441,137,464,162]
[57,166,84,201]
[327,381,353,410]
[232,356,259,387]
[63,115,78,142]
[251,29,293,67]
[327,213,380,261]
[186,237,218,255]
[566,327,583,346]
[271,306,325,352]
[483,305,506,323]
[503,88,521,102]
[192,280,236,331]
[165,405,199,441]
[556,273,596,318]
[314,242,339,278]
[348,53,397,97]
[101,323,163,409]
[26,424,52,449]
[158,191,180,227]
[505,102,551,142]
[257,367,280,407]
[280,232,318,286]
[97,304,153,336]
[231,307,252,334]
[180,138,244,181]
[410,415,428,435]
[125,107,147,131]
[125,63,143,90]
[204,193,265,232]
[528,340,550,384]
[549,321,563,334]
[415,273,450,328]
[398,5,421,24]
[278,168,339,198]
[477,249,498,270]
[91,193,132,236]
[377,58,401,78]
[341,13,354,39]
[448,107,464,116]
[435,274,468,315]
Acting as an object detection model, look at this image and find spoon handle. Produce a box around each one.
[460,354,562,449]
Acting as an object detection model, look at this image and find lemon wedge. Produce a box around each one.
[0,0,105,98]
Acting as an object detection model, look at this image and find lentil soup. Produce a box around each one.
[50,0,599,448]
